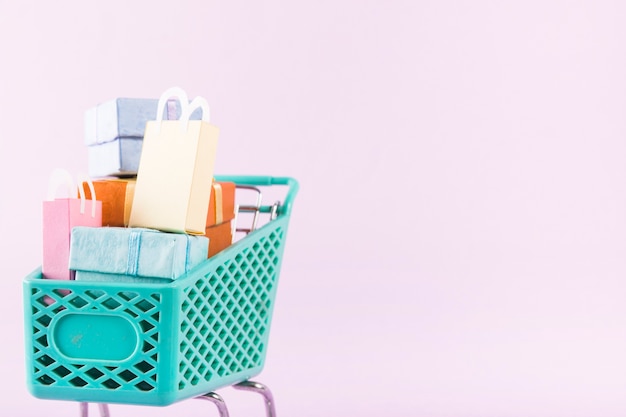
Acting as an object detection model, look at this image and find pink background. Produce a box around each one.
[2,1,626,416]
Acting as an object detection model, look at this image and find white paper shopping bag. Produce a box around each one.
[129,87,219,234]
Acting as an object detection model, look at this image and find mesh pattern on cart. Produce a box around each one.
[178,227,284,390]
[29,288,161,392]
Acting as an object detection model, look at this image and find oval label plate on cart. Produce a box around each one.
[52,313,138,361]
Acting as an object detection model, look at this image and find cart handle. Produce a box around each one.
[213,175,299,216]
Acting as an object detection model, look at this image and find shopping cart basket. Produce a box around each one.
[23,175,298,412]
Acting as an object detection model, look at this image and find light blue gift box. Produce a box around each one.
[69,226,209,282]
[84,98,201,178]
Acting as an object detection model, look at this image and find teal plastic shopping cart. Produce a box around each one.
[23,176,298,416]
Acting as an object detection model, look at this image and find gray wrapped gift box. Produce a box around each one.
[85,98,202,177]
[87,137,143,178]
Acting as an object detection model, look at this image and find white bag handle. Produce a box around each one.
[47,168,76,201]
[155,87,189,134]
[156,87,188,122]
[183,96,211,126]
[46,169,97,217]
[154,87,211,134]
[76,174,98,217]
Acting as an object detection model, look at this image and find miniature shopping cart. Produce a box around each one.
[23,176,298,416]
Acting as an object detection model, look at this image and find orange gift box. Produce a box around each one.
[206,181,235,256]
[81,178,136,227]
[81,180,235,244]
[206,220,233,257]
[207,181,235,227]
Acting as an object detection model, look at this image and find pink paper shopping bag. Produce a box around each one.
[42,169,102,280]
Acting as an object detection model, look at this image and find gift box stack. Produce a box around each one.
[42,87,236,284]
